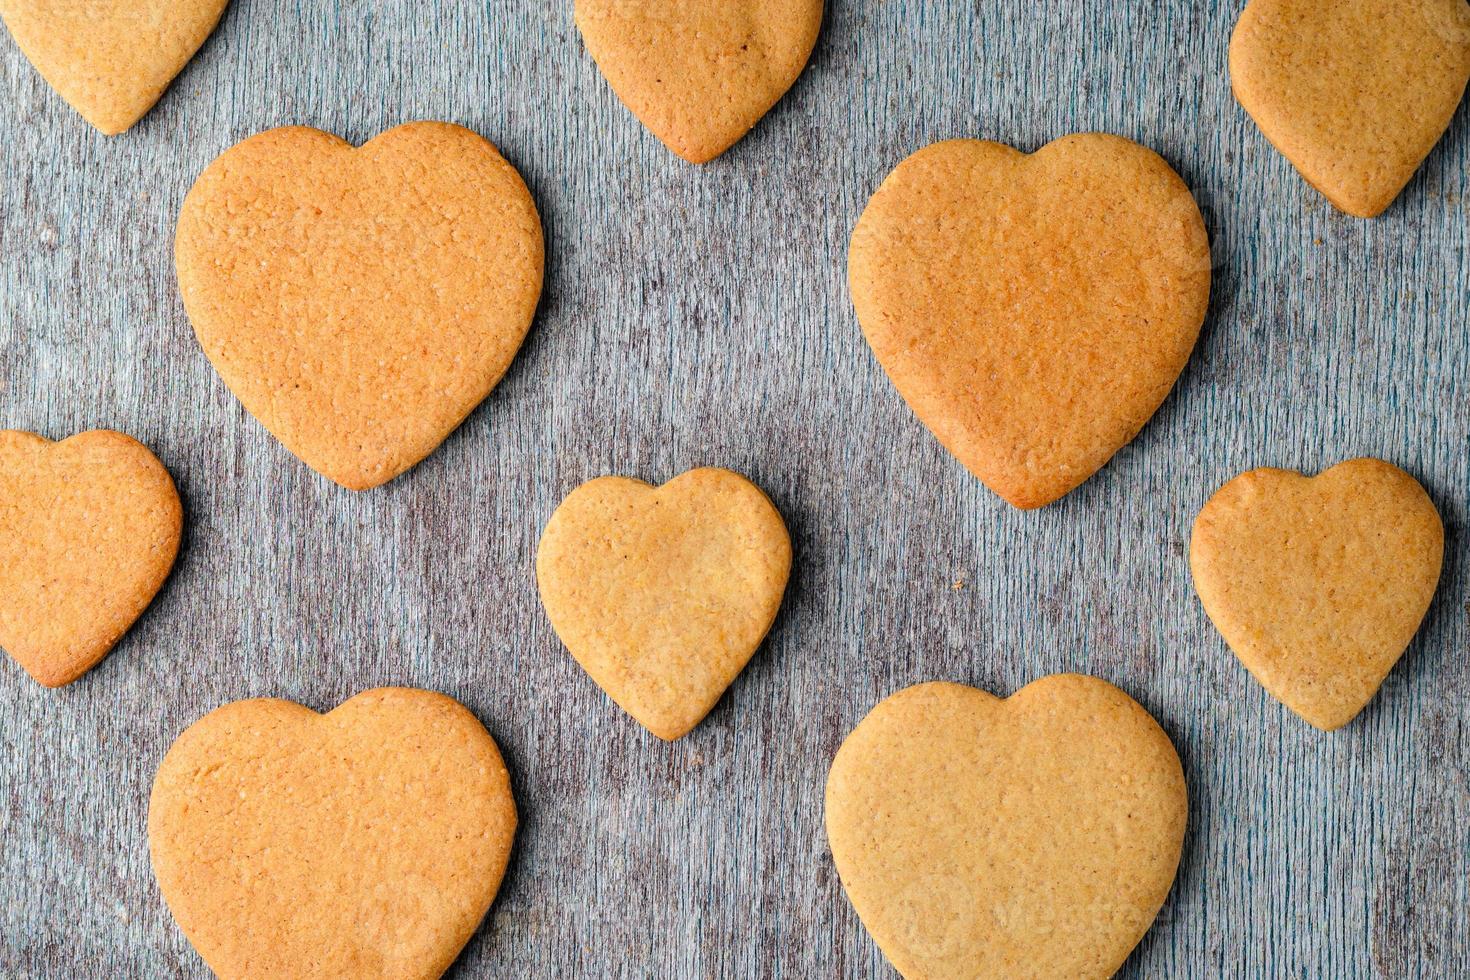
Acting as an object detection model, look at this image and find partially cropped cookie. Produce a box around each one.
[0,430,182,686]
[850,134,1212,509]
[536,467,791,740]
[575,0,823,163]
[149,687,518,980]
[0,0,230,134]
[827,676,1188,979]
[1191,458,1443,730]
[175,122,544,490]
[1230,0,1470,217]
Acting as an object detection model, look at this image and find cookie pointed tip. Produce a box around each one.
[20,660,81,688]
[668,141,723,165]
[1293,704,1360,732]
[994,485,1061,511]
[644,717,697,741]
[76,104,144,137]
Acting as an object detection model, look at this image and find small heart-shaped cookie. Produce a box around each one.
[1190,459,1443,730]
[826,676,1187,979]
[175,122,544,490]
[536,468,791,740]
[0,0,230,134]
[575,0,823,163]
[1230,0,1470,217]
[849,135,1212,509]
[149,687,518,979]
[0,430,182,686]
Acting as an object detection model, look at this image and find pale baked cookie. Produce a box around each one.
[1230,0,1470,218]
[148,687,518,980]
[175,122,544,490]
[575,0,823,163]
[1190,459,1443,730]
[849,135,1212,510]
[536,468,791,740]
[826,676,1188,980]
[0,0,230,134]
[0,430,182,686]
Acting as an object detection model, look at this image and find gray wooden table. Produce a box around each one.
[2,1,1467,977]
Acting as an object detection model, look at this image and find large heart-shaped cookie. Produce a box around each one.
[1191,458,1443,730]
[826,676,1187,979]
[1230,0,1470,218]
[575,0,823,163]
[849,134,1212,510]
[0,0,230,134]
[0,430,181,686]
[149,687,518,979]
[175,122,544,490]
[536,468,791,740]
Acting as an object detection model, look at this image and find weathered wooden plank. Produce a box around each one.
[1,0,1466,976]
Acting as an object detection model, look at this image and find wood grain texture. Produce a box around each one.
[0,1,1466,977]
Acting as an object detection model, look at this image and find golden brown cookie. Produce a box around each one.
[536,467,791,740]
[826,676,1188,980]
[148,687,518,980]
[849,134,1212,510]
[1230,0,1470,218]
[0,0,230,134]
[575,0,823,163]
[1190,458,1443,730]
[175,122,544,490]
[0,430,182,687]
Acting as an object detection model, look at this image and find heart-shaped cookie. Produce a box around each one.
[575,0,824,163]
[175,122,544,490]
[1190,458,1443,730]
[536,468,791,740]
[826,676,1188,979]
[0,0,230,134]
[849,134,1212,510]
[1230,0,1470,218]
[149,687,518,979]
[0,430,182,686]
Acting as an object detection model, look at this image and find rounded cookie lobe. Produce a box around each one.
[1229,0,1470,217]
[1190,458,1444,730]
[536,467,792,739]
[175,122,545,490]
[148,687,518,980]
[849,134,1211,510]
[0,430,182,686]
[575,0,824,163]
[826,675,1188,979]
